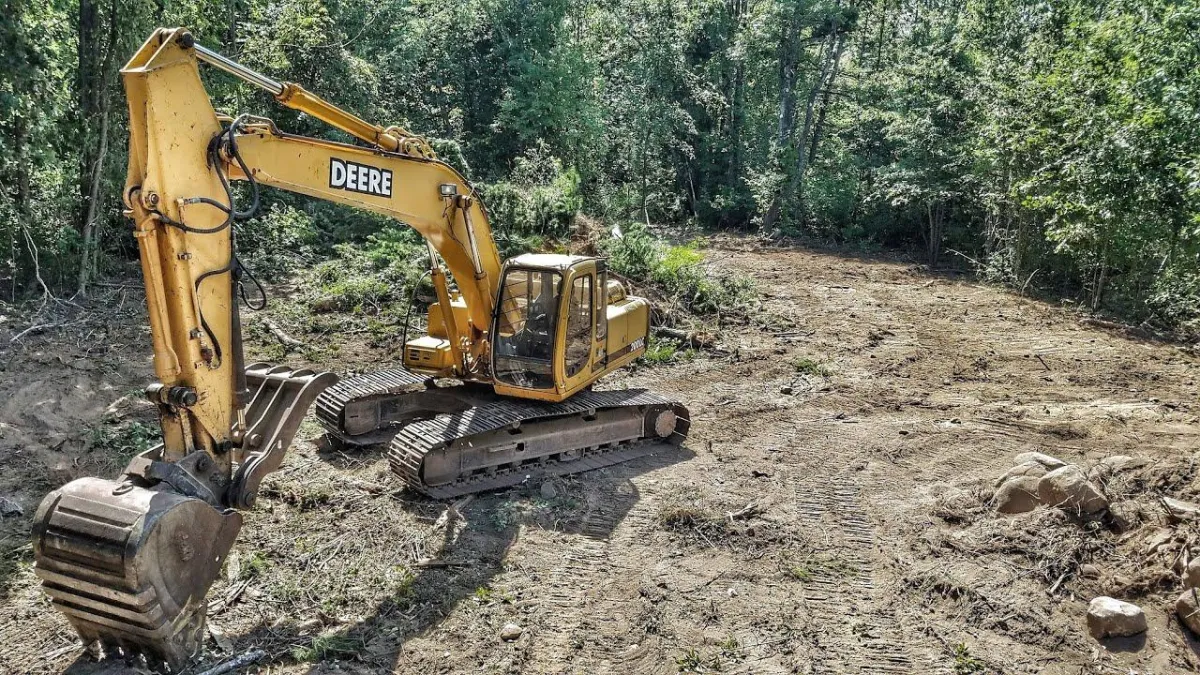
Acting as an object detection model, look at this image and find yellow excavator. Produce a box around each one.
[31,28,689,671]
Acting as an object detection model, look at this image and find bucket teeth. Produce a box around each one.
[32,477,242,671]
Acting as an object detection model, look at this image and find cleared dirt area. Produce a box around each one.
[3,239,1200,674]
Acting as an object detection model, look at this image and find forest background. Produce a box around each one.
[3,0,1199,331]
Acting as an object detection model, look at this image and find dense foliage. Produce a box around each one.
[2,0,1199,329]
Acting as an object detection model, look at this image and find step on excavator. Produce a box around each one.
[31,28,689,671]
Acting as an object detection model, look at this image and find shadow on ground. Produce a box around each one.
[263,442,693,673]
[54,442,693,674]
[56,441,696,672]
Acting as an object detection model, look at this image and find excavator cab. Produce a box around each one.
[491,254,649,401]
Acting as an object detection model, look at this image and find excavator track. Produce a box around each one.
[387,388,689,498]
[315,368,429,443]
[314,368,489,447]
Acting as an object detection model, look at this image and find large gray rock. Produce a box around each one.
[1015,452,1068,471]
[1038,465,1109,515]
[994,476,1041,514]
[1177,589,1200,637]
[1086,597,1147,639]
[994,461,1048,487]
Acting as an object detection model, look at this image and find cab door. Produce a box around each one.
[557,261,598,396]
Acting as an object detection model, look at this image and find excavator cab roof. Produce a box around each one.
[507,252,595,271]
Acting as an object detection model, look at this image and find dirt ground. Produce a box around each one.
[3,239,1200,674]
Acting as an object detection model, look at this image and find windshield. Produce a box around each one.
[493,268,561,389]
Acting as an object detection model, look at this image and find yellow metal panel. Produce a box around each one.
[122,30,236,452]
[227,131,501,339]
[403,336,454,371]
[427,297,469,340]
[605,298,649,353]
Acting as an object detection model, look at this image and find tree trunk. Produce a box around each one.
[76,0,100,232]
[807,34,848,164]
[926,201,944,267]
[763,25,830,234]
[639,124,650,226]
[789,32,844,224]
[77,0,118,296]
[1091,263,1106,311]
[1091,240,1108,311]
[224,0,240,49]
[775,7,803,148]
[78,103,110,296]
[13,118,31,221]
[874,0,887,72]
[727,58,746,185]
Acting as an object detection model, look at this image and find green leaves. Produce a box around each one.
[2,0,1199,329]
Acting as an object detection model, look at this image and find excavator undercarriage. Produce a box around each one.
[316,370,690,498]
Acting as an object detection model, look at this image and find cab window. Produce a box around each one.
[564,274,592,377]
[493,268,560,389]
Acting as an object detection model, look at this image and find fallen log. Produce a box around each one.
[262,318,304,349]
[652,326,715,349]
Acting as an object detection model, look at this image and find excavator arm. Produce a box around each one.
[223,127,502,360]
[28,29,353,670]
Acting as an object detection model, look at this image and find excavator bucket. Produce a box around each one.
[32,478,241,670]
[31,364,335,671]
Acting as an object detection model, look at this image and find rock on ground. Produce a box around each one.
[1101,455,1147,472]
[994,476,1041,514]
[1088,455,1148,482]
[1087,597,1147,640]
[1107,501,1141,534]
[1143,528,1177,555]
[1163,497,1200,521]
[994,461,1048,487]
[500,622,523,642]
[0,496,22,517]
[1014,451,1068,471]
[1177,589,1200,637]
[1038,465,1108,515]
[1185,559,1200,590]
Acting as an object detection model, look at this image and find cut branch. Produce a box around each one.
[261,318,304,349]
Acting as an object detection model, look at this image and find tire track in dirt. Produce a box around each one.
[790,463,947,674]
[520,461,674,674]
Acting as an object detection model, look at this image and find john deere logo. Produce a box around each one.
[329,158,393,198]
